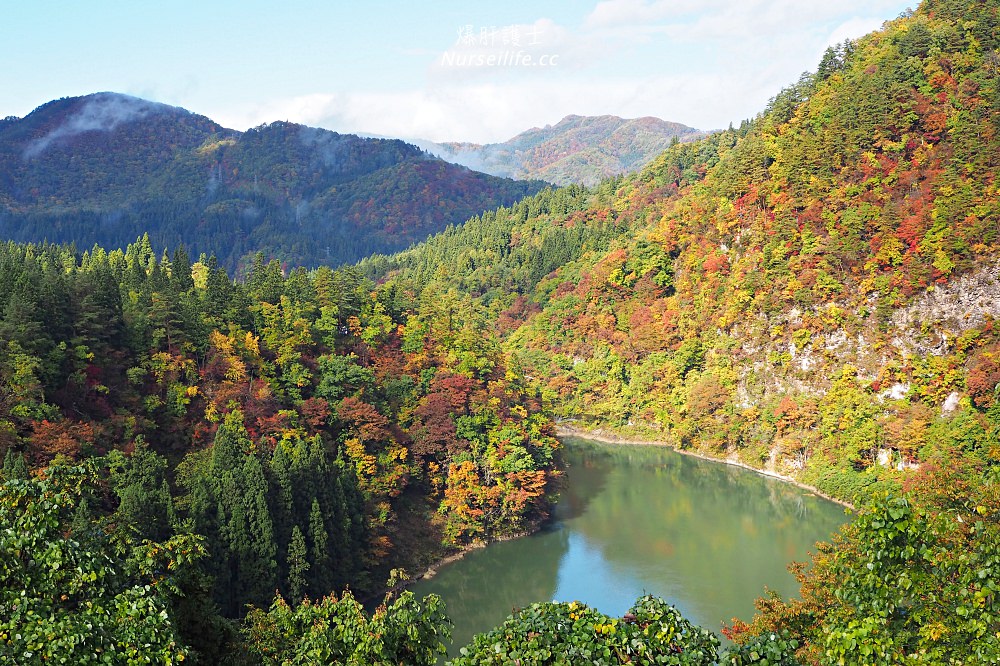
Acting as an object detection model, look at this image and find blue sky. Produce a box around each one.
[3,0,914,143]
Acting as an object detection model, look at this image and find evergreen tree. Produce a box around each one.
[287,525,309,604]
[211,410,249,474]
[234,454,278,610]
[1,450,28,480]
[307,497,331,597]
[170,246,194,293]
[107,440,175,542]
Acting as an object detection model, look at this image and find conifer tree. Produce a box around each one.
[236,454,278,609]
[307,497,331,597]
[1,449,28,480]
[287,525,309,603]
[107,439,175,542]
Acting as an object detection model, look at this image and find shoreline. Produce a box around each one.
[555,424,854,510]
[414,526,541,582]
[410,422,853,586]
[416,541,486,581]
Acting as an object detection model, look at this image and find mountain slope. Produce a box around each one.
[376,0,1000,489]
[0,93,545,271]
[367,0,1000,657]
[420,114,704,187]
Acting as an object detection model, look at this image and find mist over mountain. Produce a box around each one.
[418,114,705,187]
[0,93,546,271]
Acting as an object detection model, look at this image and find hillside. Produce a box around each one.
[4,0,1000,662]
[420,114,704,187]
[0,93,545,271]
[367,0,1000,659]
[374,0,1000,496]
[0,235,561,661]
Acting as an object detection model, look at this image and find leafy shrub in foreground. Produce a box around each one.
[243,586,451,666]
[449,595,719,665]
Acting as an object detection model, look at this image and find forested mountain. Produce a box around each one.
[0,236,559,661]
[0,93,545,271]
[419,114,704,186]
[5,0,1000,663]
[367,0,1000,660]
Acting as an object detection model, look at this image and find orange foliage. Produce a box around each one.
[28,419,96,464]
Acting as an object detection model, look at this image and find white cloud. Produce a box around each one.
[825,16,892,48]
[585,0,706,28]
[207,0,914,144]
[24,93,163,158]
[212,69,782,145]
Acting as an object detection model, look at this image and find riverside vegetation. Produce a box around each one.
[3,0,1000,663]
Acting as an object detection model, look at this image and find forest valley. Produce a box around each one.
[4,0,1000,663]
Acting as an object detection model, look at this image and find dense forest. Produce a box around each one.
[4,0,1000,663]
[0,237,560,662]
[0,94,545,272]
[367,0,1000,661]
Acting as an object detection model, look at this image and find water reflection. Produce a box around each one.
[410,437,847,657]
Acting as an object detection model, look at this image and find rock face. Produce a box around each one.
[892,260,1000,334]
[716,259,1000,453]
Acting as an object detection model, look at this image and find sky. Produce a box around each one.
[3,0,915,144]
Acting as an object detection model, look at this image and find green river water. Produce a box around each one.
[410,436,848,656]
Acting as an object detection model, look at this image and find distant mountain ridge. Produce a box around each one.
[419,114,704,187]
[0,93,546,270]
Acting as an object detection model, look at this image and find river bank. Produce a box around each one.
[414,525,545,582]
[555,424,854,510]
[410,438,849,657]
[410,424,852,588]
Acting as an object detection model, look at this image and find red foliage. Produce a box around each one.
[409,393,460,458]
[298,397,331,433]
[430,372,479,412]
[337,397,389,443]
[702,252,730,274]
[27,419,96,464]
[968,355,1000,409]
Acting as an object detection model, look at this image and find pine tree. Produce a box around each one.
[233,454,278,610]
[287,525,309,603]
[107,440,174,542]
[211,410,249,474]
[307,497,331,597]
[170,246,194,293]
[1,449,28,480]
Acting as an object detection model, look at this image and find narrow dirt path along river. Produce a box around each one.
[411,437,848,656]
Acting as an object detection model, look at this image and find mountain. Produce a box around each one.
[366,0,1000,659]
[3,0,1000,662]
[418,114,704,187]
[0,93,546,271]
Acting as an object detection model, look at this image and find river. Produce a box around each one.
[410,436,848,656]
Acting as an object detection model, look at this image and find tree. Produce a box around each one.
[307,497,332,597]
[0,462,204,664]
[243,587,450,666]
[822,497,1000,664]
[286,525,309,604]
[107,440,176,543]
[450,596,719,665]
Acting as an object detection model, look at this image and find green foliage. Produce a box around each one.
[0,230,560,613]
[0,462,204,664]
[724,630,801,666]
[6,3,1000,663]
[822,496,1000,664]
[449,596,720,665]
[286,526,309,604]
[243,587,451,666]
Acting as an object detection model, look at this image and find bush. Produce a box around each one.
[449,595,719,665]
